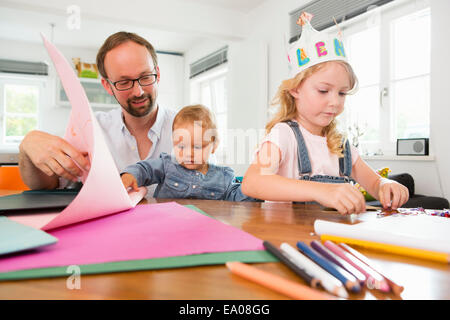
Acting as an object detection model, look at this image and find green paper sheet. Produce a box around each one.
[0,250,275,281]
[0,205,277,281]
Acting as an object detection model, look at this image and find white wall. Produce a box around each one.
[429,0,450,199]
[362,159,442,197]
[225,39,268,175]
[157,53,184,112]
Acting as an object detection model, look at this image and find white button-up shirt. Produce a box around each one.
[61,105,176,195]
[96,105,176,173]
[96,105,176,196]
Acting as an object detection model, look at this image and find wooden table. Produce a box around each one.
[0,193,449,300]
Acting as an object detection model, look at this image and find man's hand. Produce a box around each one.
[19,130,90,183]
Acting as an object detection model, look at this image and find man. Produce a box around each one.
[19,32,176,190]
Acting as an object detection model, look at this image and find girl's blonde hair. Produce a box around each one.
[266,60,358,157]
[173,104,219,144]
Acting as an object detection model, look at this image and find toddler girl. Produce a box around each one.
[121,104,259,201]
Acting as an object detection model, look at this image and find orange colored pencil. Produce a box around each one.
[226,262,336,300]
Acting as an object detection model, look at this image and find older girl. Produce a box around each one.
[242,13,408,214]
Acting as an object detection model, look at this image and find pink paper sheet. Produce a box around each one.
[9,212,60,230]
[34,35,146,231]
[0,202,264,273]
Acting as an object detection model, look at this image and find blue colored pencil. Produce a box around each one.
[310,240,366,285]
[296,241,361,293]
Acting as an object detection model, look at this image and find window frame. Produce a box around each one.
[328,0,430,156]
[189,64,228,162]
[0,73,46,149]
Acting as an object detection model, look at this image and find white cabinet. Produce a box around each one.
[57,77,119,109]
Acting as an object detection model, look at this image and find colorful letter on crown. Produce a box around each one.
[334,39,346,57]
[287,12,349,78]
[315,42,328,57]
[297,48,310,67]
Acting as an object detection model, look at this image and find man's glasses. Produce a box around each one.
[107,74,157,91]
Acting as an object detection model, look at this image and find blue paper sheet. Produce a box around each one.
[0,216,58,255]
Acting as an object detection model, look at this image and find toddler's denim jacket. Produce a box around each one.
[122,152,259,201]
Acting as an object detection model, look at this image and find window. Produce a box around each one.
[190,65,228,162]
[345,26,381,148]
[391,8,430,140]
[0,75,44,148]
[334,1,430,155]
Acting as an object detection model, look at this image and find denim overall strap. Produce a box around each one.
[284,121,312,176]
[338,139,353,178]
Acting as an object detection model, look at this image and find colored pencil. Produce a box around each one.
[323,240,390,292]
[296,241,361,293]
[263,241,319,288]
[338,243,404,296]
[280,243,348,299]
[310,240,367,285]
[225,262,335,300]
[320,234,450,264]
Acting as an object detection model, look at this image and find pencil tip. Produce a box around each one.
[380,281,391,293]
[337,287,349,299]
[350,283,361,293]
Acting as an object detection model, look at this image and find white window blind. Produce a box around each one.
[289,0,393,43]
[0,59,48,76]
[189,46,228,79]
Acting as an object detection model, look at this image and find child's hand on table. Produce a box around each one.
[378,179,409,210]
[316,183,366,215]
[121,173,139,192]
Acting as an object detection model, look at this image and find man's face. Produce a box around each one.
[101,41,160,117]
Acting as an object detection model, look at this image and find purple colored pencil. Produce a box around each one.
[296,241,361,293]
[324,241,391,293]
[338,243,404,296]
[310,240,366,285]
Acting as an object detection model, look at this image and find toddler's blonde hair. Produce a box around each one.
[173,104,219,145]
[266,61,358,156]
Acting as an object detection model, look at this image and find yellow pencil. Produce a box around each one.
[320,234,449,264]
[226,262,336,300]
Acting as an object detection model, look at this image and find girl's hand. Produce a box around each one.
[316,183,366,215]
[378,179,409,210]
[121,173,139,192]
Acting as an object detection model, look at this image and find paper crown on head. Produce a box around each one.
[287,12,348,78]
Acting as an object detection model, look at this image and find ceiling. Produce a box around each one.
[0,5,199,53]
[0,0,268,53]
[185,0,267,13]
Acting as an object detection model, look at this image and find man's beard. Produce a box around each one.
[120,93,155,118]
